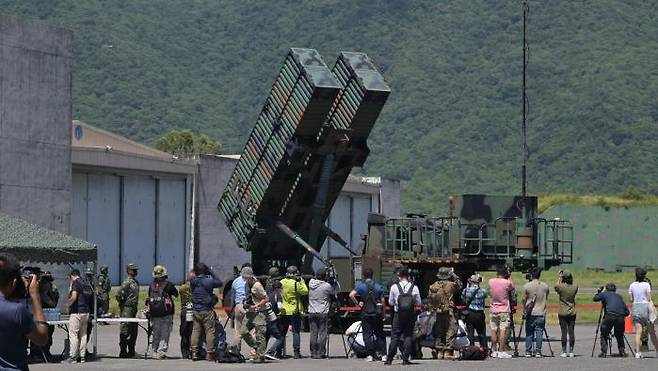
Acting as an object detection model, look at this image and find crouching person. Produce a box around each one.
[239,267,268,363]
[190,263,222,361]
[594,283,629,357]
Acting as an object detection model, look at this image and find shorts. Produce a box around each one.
[490,312,511,331]
[632,303,650,325]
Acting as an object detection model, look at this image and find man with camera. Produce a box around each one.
[308,267,334,359]
[523,267,549,357]
[488,265,514,359]
[116,263,140,358]
[461,274,487,349]
[349,267,386,362]
[35,271,59,360]
[239,266,268,363]
[279,265,308,359]
[555,270,578,357]
[147,265,179,359]
[429,267,462,360]
[594,283,629,357]
[190,262,223,361]
[65,269,93,363]
[0,254,48,371]
[385,266,421,365]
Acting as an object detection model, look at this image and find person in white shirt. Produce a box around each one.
[384,266,421,365]
[629,268,658,359]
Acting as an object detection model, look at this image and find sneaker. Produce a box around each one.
[535,353,543,358]
[524,353,532,358]
[497,352,512,359]
[598,352,606,358]
[568,352,575,358]
[381,355,387,363]
[79,357,86,363]
[264,353,279,361]
[365,355,374,362]
[620,351,628,358]
[63,358,77,364]
[635,352,642,359]
[491,351,498,358]
[560,352,568,358]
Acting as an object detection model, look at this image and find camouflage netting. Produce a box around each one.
[0,213,96,263]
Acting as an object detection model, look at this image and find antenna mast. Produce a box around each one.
[521,0,529,198]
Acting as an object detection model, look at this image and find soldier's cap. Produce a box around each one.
[153,265,167,278]
[560,270,572,279]
[100,265,109,273]
[85,267,94,275]
[268,267,279,277]
[127,263,139,271]
[436,267,452,280]
[286,265,299,275]
[240,266,254,278]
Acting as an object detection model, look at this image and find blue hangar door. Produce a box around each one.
[156,178,187,283]
[122,175,156,283]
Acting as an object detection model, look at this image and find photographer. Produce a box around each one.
[0,253,48,371]
[190,262,223,361]
[239,267,268,363]
[279,265,308,359]
[554,270,577,357]
[594,283,629,357]
[488,265,514,359]
[349,267,386,361]
[628,268,658,359]
[308,267,334,359]
[35,271,58,360]
[523,267,549,358]
[461,274,487,349]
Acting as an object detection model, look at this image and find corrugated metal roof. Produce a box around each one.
[0,213,96,263]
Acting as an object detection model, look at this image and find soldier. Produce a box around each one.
[97,266,111,316]
[428,267,462,360]
[116,263,140,358]
[179,271,193,359]
[84,267,95,355]
[265,266,280,293]
[35,271,59,360]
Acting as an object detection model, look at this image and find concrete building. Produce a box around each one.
[0,16,73,233]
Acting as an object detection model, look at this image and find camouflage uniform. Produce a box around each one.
[178,282,192,358]
[116,264,140,358]
[240,277,268,362]
[97,266,111,315]
[428,268,462,358]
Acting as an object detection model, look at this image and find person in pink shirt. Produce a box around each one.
[488,265,515,358]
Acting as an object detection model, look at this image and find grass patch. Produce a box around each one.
[539,193,658,213]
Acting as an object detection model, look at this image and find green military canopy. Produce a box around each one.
[0,212,96,263]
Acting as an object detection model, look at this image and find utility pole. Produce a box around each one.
[521,0,529,199]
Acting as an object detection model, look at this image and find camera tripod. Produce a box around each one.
[325,310,350,358]
[590,305,634,358]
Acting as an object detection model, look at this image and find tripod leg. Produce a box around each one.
[591,307,604,358]
[543,327,554,357]
[623,334,635,356]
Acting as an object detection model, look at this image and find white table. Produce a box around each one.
[47,317,152,360]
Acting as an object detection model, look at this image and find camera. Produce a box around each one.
[21,266,40,279]
[597,286,604,294]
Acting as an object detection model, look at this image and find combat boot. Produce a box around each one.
[118,340,128,358]
[127,345,136,358]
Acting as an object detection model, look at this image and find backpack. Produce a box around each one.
[216,347,246,363]
[459,345,488,360]
[148,280,173,317]
[81,280,94,310]
[362,280,379,316]
[396,283,415,320]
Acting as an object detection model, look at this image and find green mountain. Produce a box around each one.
[2,0,656,214]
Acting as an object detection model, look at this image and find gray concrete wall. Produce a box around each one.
[380,177,401,217]
[0,16,73,233]
[196,155,250,283]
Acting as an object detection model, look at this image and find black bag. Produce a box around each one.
[81,280,95,309]
[459,345,488,360]
[216,347,245,363]
[148,281,173,317]
[523,294,536,320]
[362,280,379,316]
[396,283,415,320]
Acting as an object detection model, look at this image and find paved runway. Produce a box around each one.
[32,318,658,371]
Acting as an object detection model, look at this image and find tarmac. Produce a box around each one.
[32,317,658,371]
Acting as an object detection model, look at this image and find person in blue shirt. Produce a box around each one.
[0,253,48,371]
[230,263,249,352]
[461,274,488,348]
[350,267,386,361]
[593,282,629,358]
[190,262,223,361]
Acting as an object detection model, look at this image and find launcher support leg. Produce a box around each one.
[276,222,331,268]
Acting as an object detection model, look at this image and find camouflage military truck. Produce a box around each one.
[349,194,573,297]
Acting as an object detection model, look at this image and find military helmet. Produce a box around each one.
[85,267,94,276]
[100,265,109,274]
[436,267,452,280]
[153,265,167,278]
[127,263,139,271]
[268,267,279,277]
[41,270,52,278]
